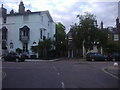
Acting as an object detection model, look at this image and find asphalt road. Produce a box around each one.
[2,59,119,88]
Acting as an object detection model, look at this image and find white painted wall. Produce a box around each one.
[0,29,2,57]
[2,11,55,54]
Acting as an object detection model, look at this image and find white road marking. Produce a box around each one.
[52,66,65,88]
[61,82,65,88]
[102,67,120,79]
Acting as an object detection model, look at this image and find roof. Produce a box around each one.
[7,10,53,22]
[7,11,41,16]
[112,28,120,34]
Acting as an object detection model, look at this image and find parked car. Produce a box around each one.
[2,52,25,62]
[107,53,120,61]
[86,52,107,61]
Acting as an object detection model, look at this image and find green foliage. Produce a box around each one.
[96,29,108,48]
[38,39,52,50]
[105,41,120,53]
[16,48,22,54]
[54,22,67,57]
[38,39,52,58]
[55,22,66,41]
[31,46,38,53]
[71,12,108,53]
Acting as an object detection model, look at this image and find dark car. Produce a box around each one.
[2,52,25,62]
[86,52,107,61]
[107,53,120,61]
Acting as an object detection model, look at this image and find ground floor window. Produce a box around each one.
[23,43,28,52]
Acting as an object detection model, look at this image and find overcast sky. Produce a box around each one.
[0,0,119,33]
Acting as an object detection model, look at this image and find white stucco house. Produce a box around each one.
[0,1,55,58]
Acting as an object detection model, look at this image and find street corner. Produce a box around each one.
[101,65,120,79]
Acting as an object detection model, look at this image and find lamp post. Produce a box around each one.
[31,41,38,58]
[10,40,13,52]
[32,41,37,53]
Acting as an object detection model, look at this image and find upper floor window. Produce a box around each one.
[41,16,43,23]
[40,30,42,39]
[114,34,119,41]
[2,27,7,40]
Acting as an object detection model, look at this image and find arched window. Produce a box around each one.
[19,25,30,41]
[40,30,42,39]
[2,27,8,40]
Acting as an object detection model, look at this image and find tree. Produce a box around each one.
[77,12,98,52]
[31,46,38,54]
[95,28,108,49]
[70,12,108,57]
[105,41,120,53]
[16,48,22,54]
[38,39,52,59]
[54,22,67,57]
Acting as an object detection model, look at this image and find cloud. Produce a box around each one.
[0,0,118,33]
[88,2,118,27]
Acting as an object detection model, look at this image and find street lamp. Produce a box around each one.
[33,41,37,46]
[10,40,13,52]
[31,41,38,58]
[10,40,13,48]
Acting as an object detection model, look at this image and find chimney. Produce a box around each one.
[18,1,25,13]
[116,17,119,28]
[10,9,14,14]
[100,21,103,30]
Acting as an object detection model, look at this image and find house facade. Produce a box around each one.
[67,30,74,58]
[108,18,120,43]
[108,1,120,43]
[0,1,55,57]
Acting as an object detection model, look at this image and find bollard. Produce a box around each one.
[113,62,118,67]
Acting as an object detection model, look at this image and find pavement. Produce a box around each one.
[24,58,63,62]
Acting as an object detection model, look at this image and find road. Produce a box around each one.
[2,59,119,88]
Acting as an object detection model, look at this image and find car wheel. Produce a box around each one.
[112,58,116,61]
[92,59,94,61]
[2,58,5,61]
[105,59,107,61]
[16,58,19,62]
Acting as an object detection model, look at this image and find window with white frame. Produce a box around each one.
[40,29,42,39]
[114,34,119,41]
